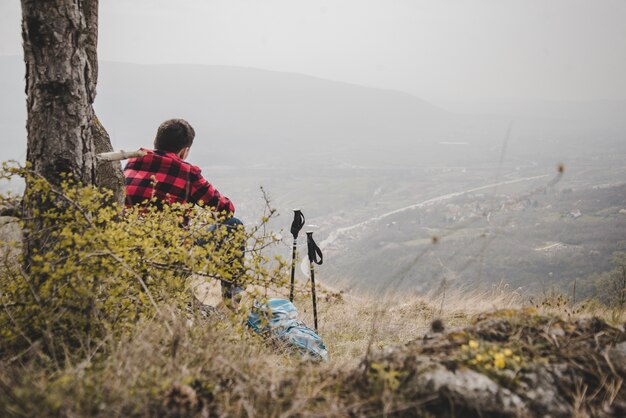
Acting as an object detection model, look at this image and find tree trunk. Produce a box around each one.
[82,0,125,205]
[21,0,124,263]
[21,0,123,201]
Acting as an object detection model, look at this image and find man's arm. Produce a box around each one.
[189,167,235,216]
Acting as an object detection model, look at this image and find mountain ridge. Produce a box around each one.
[4,55,625,169]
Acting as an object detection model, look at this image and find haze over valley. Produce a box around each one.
[1,55,625,298]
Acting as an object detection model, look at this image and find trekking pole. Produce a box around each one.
[306,231,323,333]
[289,210,305,302]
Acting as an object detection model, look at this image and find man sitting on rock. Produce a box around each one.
[123,118,245,304]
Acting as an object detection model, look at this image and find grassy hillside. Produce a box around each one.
[2,189,624,417]
[1,277,624,417]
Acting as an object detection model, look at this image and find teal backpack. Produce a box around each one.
[247,298,329,362]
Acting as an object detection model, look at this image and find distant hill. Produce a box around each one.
[3,55,625,168]
[1,56,470,168]
[103,61,482,168]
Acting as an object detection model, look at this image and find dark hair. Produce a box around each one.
[153,119,196,153]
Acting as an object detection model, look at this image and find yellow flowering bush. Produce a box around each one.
[0,163,286,361]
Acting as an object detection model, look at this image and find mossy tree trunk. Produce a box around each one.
[21,0,124,261]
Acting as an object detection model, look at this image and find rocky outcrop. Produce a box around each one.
[352,309,626,417]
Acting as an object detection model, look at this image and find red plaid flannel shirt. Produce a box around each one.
[123,149,235,215]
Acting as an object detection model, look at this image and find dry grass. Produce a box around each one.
[196,273,625,364]
[2,275,623,417]
[191,276,619,368]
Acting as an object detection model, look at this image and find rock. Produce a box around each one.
[367,310,626,417]
[520,365,573,418]
[416,365,529,417]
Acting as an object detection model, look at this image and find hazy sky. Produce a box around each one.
[1,0,625,102]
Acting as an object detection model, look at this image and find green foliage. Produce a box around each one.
[0,163,285,362]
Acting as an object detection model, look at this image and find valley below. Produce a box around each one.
[212,149,626,300]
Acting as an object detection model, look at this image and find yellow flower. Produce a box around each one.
[461,344,469,352]
[494,357,506,369]
[503,348,513,356]
[468,340,479,349]
[475,354,484,362]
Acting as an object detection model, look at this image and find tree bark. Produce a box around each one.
[82,0,125,205]
[21,0,124,264]
[21,0,123,202]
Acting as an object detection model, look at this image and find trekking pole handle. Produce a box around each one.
[289,210,305,302]
[290,209,305,239]
[306,231,323,265]
[306,231,322,333]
